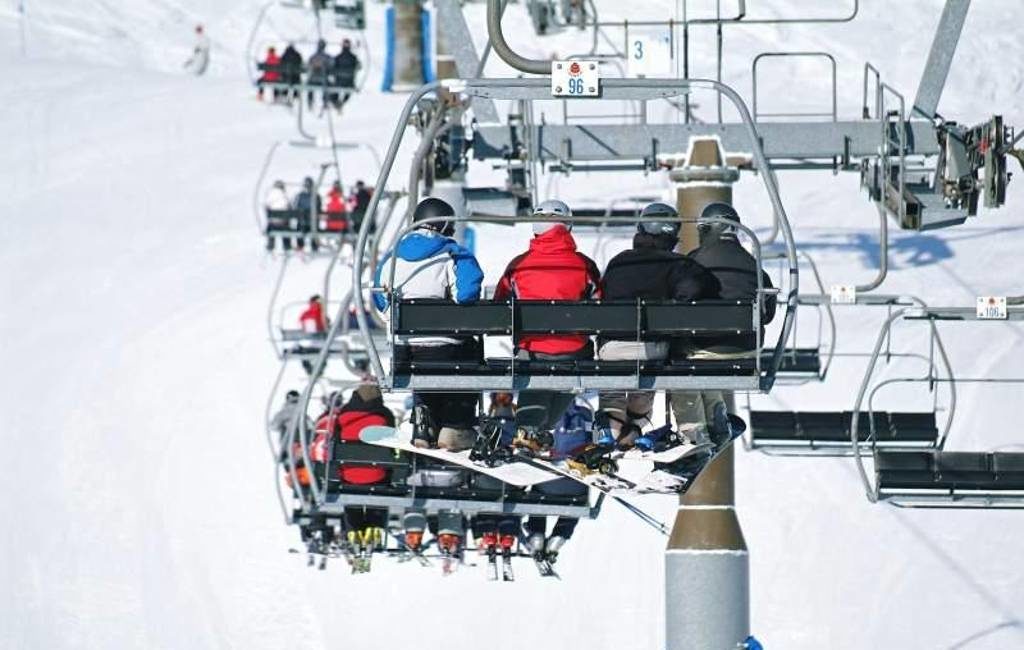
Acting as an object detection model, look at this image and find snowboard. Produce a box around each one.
[617,415,747,465]
[359,426,562,487]
[516,424,746,495]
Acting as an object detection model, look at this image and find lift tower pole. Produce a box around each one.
[392,0,426,90]
[666,137,749,650]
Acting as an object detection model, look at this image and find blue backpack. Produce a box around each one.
[552,402,594,458]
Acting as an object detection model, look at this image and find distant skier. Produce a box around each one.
[348,180,373,232]
[332,38,361,109]
[373,197,484,450]
[298,295,329,375]
[670,202,776,442]
[264,180,292,251]
[257,46,281,101]
[272,390,317,491]
[292,177,322,251]
[598,202,720,446]
[494,199,600,433]
[306,39,333,110]
[323,181,349,233]
[270,390,314,451]
[280,43,304,102]
[299,294,328,333]
[183,24,210,76]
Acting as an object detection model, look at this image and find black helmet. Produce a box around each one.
[699,202,741,240]
[285,390,300,402]
[412,197,456,237]
[637,202,680,238]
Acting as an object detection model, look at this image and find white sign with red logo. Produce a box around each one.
[830,284,857,305]
[976,296,1008,320]
[551,60,600,97]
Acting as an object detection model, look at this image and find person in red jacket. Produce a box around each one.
[323,181,349,233]
[298,294,328,333]
[312,385,395,533]
[494,199,601,431]
[298,295,329,375]
[258,46,281,101]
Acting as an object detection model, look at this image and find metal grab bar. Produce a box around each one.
[347,77,799,394]
[752,52,837,123]
[267,255,290,360]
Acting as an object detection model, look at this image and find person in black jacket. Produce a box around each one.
[280,43,303,103]
[669,201,777,445]
[596,202,720,446]
[292,177,322,252]
[331,39,361,110]
[690,201,776,353]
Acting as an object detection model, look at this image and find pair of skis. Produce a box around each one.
[484,541,515,582]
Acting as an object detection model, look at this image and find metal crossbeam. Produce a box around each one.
[472,120,940,163]
[317,492,596,518]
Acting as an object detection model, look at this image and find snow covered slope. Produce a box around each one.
[2,1,1023,649]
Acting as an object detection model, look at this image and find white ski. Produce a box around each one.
[360,426,562,487]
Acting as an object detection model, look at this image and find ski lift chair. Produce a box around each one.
[318,438,600,523]
[746,294,952,455]
[756,251,837,384]
[852,306,1024,508]
[291,77,798,521]
[330,0,366,30]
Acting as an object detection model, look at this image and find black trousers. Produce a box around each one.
[345,506,388,531]
[395,338,481,429]
[515,343,593,431]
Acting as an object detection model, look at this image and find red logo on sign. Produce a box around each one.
[569,61,581,76]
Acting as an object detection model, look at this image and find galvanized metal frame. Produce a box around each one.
[851,306,1024,505]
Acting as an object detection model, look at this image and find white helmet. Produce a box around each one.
[532,199,572,235]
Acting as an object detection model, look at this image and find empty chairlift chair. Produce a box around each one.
[852,306,1024,508]
[747,294,947,455]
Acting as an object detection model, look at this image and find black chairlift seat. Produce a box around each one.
[265,209,355,239]
[389,298,761,391]
[748,410,939,453]
[875,450,1024,508]
[281,337,349,359]
[764,347,821,377]
[316,438,596,519]
[257,64,358,90]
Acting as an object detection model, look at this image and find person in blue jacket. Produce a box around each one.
[374,197,484,450]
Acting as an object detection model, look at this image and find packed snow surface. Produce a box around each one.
[1,1,1023,649]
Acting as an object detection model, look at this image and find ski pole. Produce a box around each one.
[612,496,668,536]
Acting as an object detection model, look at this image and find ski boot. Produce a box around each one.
[512,425,554,455]
[544,535,567,564]
[709,401,733,447]
[498,534,516,554]
[593,410,616,447]
[479,532,498,554]
[438,533,461,555]
[469,418,510,466]
[370,526,385,552]
[411,401,438,449]
[402,510,427,553]
[634,424,685,453]
[568,430,619,476]
[525,531,547,559]
[615,422,642,450]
